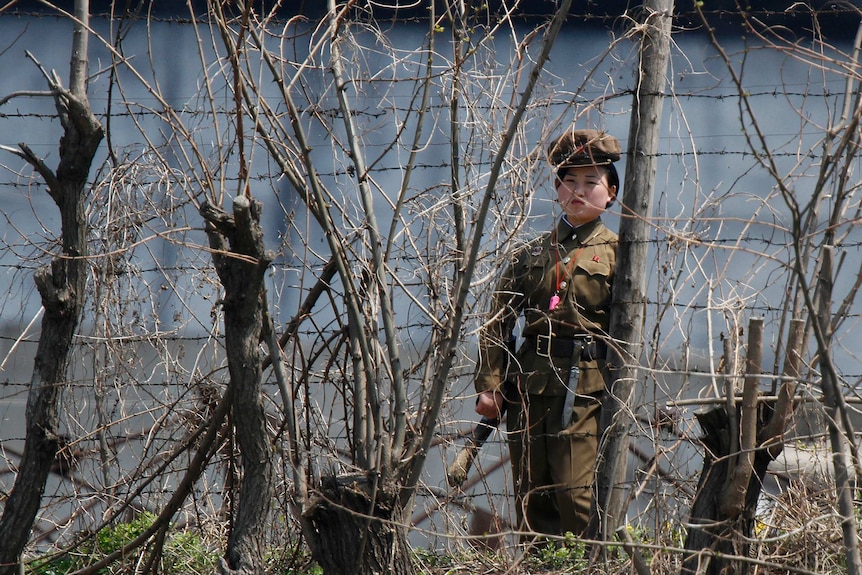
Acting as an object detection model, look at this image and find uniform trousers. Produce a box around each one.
[506,391,602,537]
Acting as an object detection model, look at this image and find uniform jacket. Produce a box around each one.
[475,217,617,396]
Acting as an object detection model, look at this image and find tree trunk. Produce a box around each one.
[202,196,275,575]
[0,1,103,571]
[0,260,88,575]
[592,0,674,544]
[681,406,773,575]
[814,245,862,574]
[682,317,806,574]
[302,475,412,575]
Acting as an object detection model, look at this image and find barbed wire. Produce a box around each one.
[2,234,861,266]
[4,6,862,28]
[0,89,853,122]
[0,7,857,568]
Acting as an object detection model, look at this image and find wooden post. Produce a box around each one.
[720,318,763,518]
[591,0,674,546]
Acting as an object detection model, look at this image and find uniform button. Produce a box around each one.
[563,256,571,263]
[560,281,568,289]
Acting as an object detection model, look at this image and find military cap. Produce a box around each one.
[548,128,621,169]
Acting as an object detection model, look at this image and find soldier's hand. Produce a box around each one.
[475,390,505,419]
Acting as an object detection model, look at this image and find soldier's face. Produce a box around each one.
[555,166,616,226]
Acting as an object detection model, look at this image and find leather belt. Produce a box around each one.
[525,334,606,360]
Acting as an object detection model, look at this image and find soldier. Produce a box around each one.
[474,128,620,538]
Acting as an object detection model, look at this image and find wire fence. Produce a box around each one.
[1,4,861,572]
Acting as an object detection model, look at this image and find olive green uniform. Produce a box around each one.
[475,216,617,536]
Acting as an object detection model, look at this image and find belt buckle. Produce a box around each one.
[536,334,551,357]
[580,334,594,360]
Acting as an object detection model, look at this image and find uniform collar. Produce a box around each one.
[557,216,602,244]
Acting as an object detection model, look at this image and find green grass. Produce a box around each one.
[28,513,218,575]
